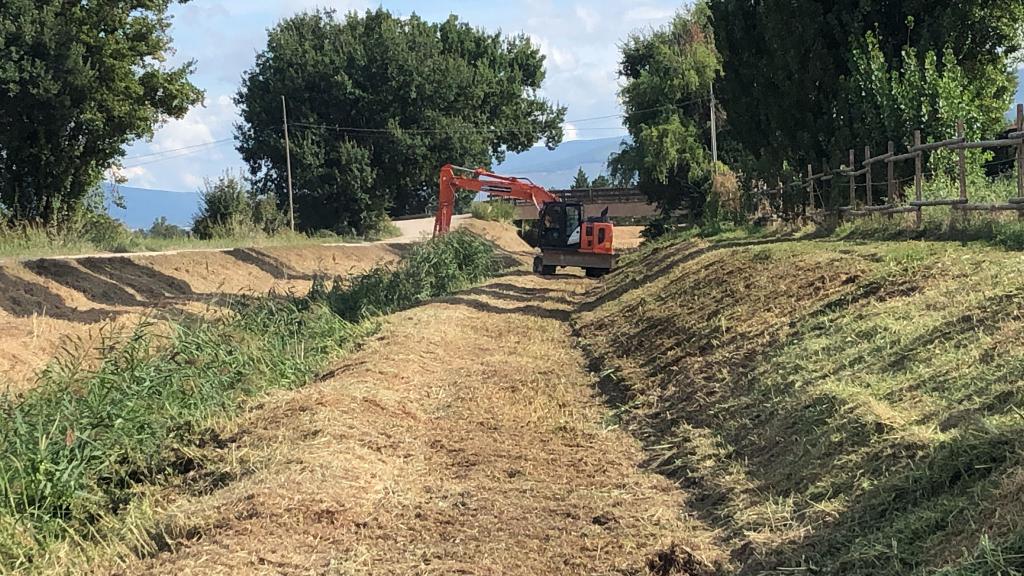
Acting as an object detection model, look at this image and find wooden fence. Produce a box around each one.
[759,104,1024,225]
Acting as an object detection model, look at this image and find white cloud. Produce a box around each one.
[119,1,673,190]
[625,6,677,21]
[574,5,600,33]
[564,122,579,142]
[108,166,157,189]
[148,94,236,153]
[528,33,577,71]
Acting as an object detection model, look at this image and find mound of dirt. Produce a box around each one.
[461,218,533,255]
[0,244,406,394]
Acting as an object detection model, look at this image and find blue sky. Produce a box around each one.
[113,0,681,192]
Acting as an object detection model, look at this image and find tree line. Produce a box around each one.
[613,1,1024,226]
[0,5,563,237]
[2,2,1021,236]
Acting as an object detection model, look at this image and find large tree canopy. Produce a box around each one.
[610,4,721,217]
[709,0,1024,175]
[0,0,202,224]
[236,8,566,234]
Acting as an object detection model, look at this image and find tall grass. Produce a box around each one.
[0,231,503,571]
[834,208,1024,250]
[315,229,505,322]
[469,201,516,223]
[0,300,367,571]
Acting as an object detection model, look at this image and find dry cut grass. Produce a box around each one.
[576,232,1024,575]
[100,272,724,575]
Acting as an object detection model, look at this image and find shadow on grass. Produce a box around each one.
[578,235,811,315]
[440,277,576,322]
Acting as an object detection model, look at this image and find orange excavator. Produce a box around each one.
[434,164,616,277]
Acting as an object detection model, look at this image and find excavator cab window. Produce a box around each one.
[538,202,584,249]
[565,204,582,247]
[540,203,565,247]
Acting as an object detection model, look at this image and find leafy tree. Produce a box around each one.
[0,1,202,224]
[236,8,566,234]
[192,174,253,240]
[846,34,1008,200]
[590,175,613,188]
[709,0,1024,176]
[252,195,286,236]
[610,4,721,217]
[571,168,591,189]
[147,217,188,239]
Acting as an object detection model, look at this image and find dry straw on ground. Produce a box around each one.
[104,271,721,575]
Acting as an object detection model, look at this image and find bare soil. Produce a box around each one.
[105,270,721,575]
[0,243,406,393]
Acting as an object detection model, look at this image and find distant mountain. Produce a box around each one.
[497,136,625,189]
[104,184,201,230]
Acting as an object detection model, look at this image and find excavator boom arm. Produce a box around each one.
[434,164,559,235]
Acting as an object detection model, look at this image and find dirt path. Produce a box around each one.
[117,271,720,575]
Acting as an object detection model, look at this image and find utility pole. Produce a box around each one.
[710,84,719,174]
[281,95,295,232]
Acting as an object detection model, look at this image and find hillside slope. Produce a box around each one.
[576,235,1024,575]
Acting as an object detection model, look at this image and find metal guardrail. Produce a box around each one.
[500,188,648,206]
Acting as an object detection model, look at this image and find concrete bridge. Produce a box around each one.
[504,188,658,220]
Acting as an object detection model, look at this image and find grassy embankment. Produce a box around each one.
[0,230,503,573]
[578,228,1024,575]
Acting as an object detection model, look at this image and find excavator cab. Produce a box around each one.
[533,202,615,277]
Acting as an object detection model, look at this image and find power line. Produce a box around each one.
[117,98,705,164]
[122,137,234,161]
[121,140,235,168]
[565,98,711,123]
[288,122,627,135]
[286,99,707,135]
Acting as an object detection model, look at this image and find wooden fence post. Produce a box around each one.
[957,120,967,203]
[887,141,896,203]
[865,145,873,206]
[914,129,923,228]
[823,160,830,214]
[1017,105,1024,202]
[849,149,856,208]
[807,164,814,214]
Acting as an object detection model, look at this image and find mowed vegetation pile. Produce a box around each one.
[0,243,406,393]
[577,234,1024,575]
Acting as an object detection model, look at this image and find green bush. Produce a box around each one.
[192,174,255,240]
[362,212,402,241]
[146,216,188,239]
[315,230,504,322]
[470,200,516,223]
[251,194,286,236]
